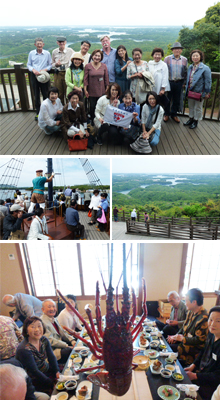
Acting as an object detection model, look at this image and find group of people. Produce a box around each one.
[0,292,82,399]
[1,169,109,240]
[27,35,212,153]
[1,288,219,400]
[155,289,220,400]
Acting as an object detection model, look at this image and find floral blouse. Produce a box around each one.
[127,61,149,98]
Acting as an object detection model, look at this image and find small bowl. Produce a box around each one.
[56,392,68,400]
[165,357,175,364]
[165,364,175,372]
[159,344,167,350]
[64,379,77,390]
[161,368,172,378]
[70,353,82,364]
[150,340,159,348]
[56,382,65,391]
[151,335,158,340]
[79,349,90,357]
[172,372,184,381]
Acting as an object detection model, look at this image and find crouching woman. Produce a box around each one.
[61,90,89,142]
[38,87,63,135]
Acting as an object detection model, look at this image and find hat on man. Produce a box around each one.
[171,42,184,50]
[71,53,84,62]
[10,204,24,212]
[36,169,43,173]
[57,36,66,42]
[37,70,50,83]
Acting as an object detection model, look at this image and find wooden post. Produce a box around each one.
[147,222,150,235]
[137,211,139,222]
[190,217,192,226]
[215,226,218,240]
[123,210,125,221]
[154,213,156,223]
[190,225,194,240]
[126,219,129,233]
[168,223,171,237]
[14,64,30,111]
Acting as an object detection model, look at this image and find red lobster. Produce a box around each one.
[57,244,147,396]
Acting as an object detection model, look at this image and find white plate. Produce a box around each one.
[139,338,149,348]
[82,362,98,375]
[76,380,93,400]
[150,363,162,375]
[144,349,160,359]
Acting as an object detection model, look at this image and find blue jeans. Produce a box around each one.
[43,124,61,135]
[165,80,183,116]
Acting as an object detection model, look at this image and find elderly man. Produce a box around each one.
[27,38,52,121]
[41,299,76,364]
[0,315,23,360]
[164,42,188,123]
[79,40,91,67]
[2,204,34,240]
[2,293,42,323]
[167,288,208,366]
[0,362,49,400]
[100,35,116,83]
[156,291,187,338]
[28,169,54,213]
[52,36,74,105]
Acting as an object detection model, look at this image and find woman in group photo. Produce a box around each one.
[115,45,132,95]
[65,53,85,100]
[38,87,63,135]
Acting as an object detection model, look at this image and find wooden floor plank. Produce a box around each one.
[1,112,219,155]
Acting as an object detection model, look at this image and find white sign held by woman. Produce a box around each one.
[104,105,133,128]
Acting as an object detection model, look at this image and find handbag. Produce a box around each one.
[120,125,141,143]
[8,230,25,240]
[188,91,202,101]
[97,209,107,224]
[88,209,92,217]
[68,134,88,151]
[96,208,102,219]
[148,130,161,146]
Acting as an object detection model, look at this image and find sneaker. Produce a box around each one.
[97,137,102,145]
[35,115,38,121]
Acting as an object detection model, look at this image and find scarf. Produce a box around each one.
[145,104,159,130]
[72,68,82,87]
[120,102,136,114]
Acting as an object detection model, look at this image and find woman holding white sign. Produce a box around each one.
[94,82,121,145]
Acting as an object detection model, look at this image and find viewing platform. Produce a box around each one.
[0,66,219,155]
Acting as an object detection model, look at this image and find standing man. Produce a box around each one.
[27,38,52,121]
[66,200,85,239]
[52,37,74,104]
[100,35,116,83]
[79,40,91,67]
[28,169,54,213]
[64,186,72,208]
[164,42,188,123]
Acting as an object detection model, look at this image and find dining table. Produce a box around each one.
[50,319,203,400]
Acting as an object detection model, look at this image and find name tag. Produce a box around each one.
[99,78,103,81]
[212,353,217,361]
[187,333,193,338]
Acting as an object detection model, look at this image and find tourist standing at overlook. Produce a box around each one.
[164,42,188,123]
[148,47,170,108]
[78,40,91,67]
[184,49,211,129]
[52,36,74,105]
[100,35,117,83]
[65,53,85,100]
[115,45,132,94]
[27,38,52,121]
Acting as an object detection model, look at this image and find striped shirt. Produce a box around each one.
[164,54,188,82]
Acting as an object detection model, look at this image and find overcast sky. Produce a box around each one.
[0,157,110,187]
[112,156,220,174]
[1,1,214,26]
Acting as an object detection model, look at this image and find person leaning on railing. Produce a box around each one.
[184,49,212,129]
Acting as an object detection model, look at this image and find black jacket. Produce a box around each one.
[3,213,34,240]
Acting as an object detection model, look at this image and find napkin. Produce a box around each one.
[176,384,200,391]
[58,374,79,381]
[74,345,88,351]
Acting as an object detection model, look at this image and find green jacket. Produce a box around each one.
[65,67,84,97]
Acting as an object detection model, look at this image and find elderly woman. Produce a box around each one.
[84,49,109,123]
[65,52,84,99]
[184,49,212,129]
[118,89,141,143]
[57,294,82,332]
[130,91,164,153]
[148,48,170,108]
[61,89,89,142]
[27,208,50,240]
[127,48,150,107]
[16,316,59,395]
[38,87,63,135]
[94,82,121,145]
[184,306,220,400]
[115,45,132,94]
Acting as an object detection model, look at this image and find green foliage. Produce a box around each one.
[195,2,220,28]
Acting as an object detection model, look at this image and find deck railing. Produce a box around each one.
[126,219,220,240]
[0,65,219,121]
[114,211,220,226]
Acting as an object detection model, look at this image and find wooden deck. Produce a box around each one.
[0,112,219,155]
[112,221,172,240]
[22,210,109,241]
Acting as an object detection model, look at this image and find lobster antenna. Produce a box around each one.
[123,243,128,289]
[109,243,113,288]
[95,250,107,292]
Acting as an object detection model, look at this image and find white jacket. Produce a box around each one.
[94,95,120,129]
[148,60,170,94]
[89,195,101,210]
[57,308,82,331]
[27,215,49,240]
[141,104,164,131]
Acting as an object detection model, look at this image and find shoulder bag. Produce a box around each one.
[68,134,88,151]
[188,91,202,101]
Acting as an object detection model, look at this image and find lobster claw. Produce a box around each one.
[87,371,109,391]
